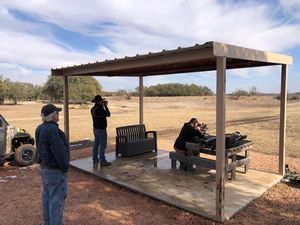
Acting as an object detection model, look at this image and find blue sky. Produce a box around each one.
[0,0,299,93]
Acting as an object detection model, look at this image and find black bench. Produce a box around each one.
[116,124,157,157]
[169,140,253,180]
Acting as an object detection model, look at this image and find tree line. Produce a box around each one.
[0,75,42,104]
[0,75,214,105]
[0,75,102,105]
[142,83,213,96]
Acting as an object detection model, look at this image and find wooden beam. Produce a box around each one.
[279,65,288,175]
[63,76,69,141]
[139,76,144,124]
[213,42,293,65]
[216,56,226,222]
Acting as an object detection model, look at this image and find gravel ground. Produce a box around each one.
[0,147,299,225]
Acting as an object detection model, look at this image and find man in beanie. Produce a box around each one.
[35,103,70,225]
[91,95,111,166]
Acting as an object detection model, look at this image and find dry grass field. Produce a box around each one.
[1,95,300,225]
[1,95,299,157]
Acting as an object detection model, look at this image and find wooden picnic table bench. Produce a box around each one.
[169,139,254,180]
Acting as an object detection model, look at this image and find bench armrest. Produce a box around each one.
[146,131,157,138]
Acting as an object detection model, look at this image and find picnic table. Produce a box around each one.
[169,136,254,180]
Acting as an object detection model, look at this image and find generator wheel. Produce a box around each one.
[15,144,37,166]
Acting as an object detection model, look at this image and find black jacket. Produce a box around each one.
[174,123,203,150]
[35,121,70,173]
[91,104,111,129]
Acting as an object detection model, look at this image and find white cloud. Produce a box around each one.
[0,30,96,68]
[279,0,300,20]
[231,66,277,78]
[3,0,300,53]
[96,76,139,91]
[75,1,299,53]
[0,0,299,92]
[0,63,49,84]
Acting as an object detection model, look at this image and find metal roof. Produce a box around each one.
[51,41,293,77]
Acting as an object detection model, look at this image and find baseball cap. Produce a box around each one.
[41,104,62,116]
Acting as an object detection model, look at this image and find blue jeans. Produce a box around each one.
[93,128,107,162]
[41,167,67,225]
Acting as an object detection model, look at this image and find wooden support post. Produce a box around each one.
[139,76,144,125]
[231,154,237,180]
[279,65,288,175]
[63,76,69,141]
[244,150,249,173]
[216,56,226,222]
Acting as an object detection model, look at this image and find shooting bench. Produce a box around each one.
[116,124,157,157]
[169,139,253,180]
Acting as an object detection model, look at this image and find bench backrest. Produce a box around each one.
[116,124,146,141]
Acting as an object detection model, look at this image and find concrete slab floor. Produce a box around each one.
[70,150,282,221]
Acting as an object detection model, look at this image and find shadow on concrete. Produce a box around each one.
[70,149,282,221]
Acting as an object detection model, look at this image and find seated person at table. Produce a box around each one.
[174,118,206,157]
